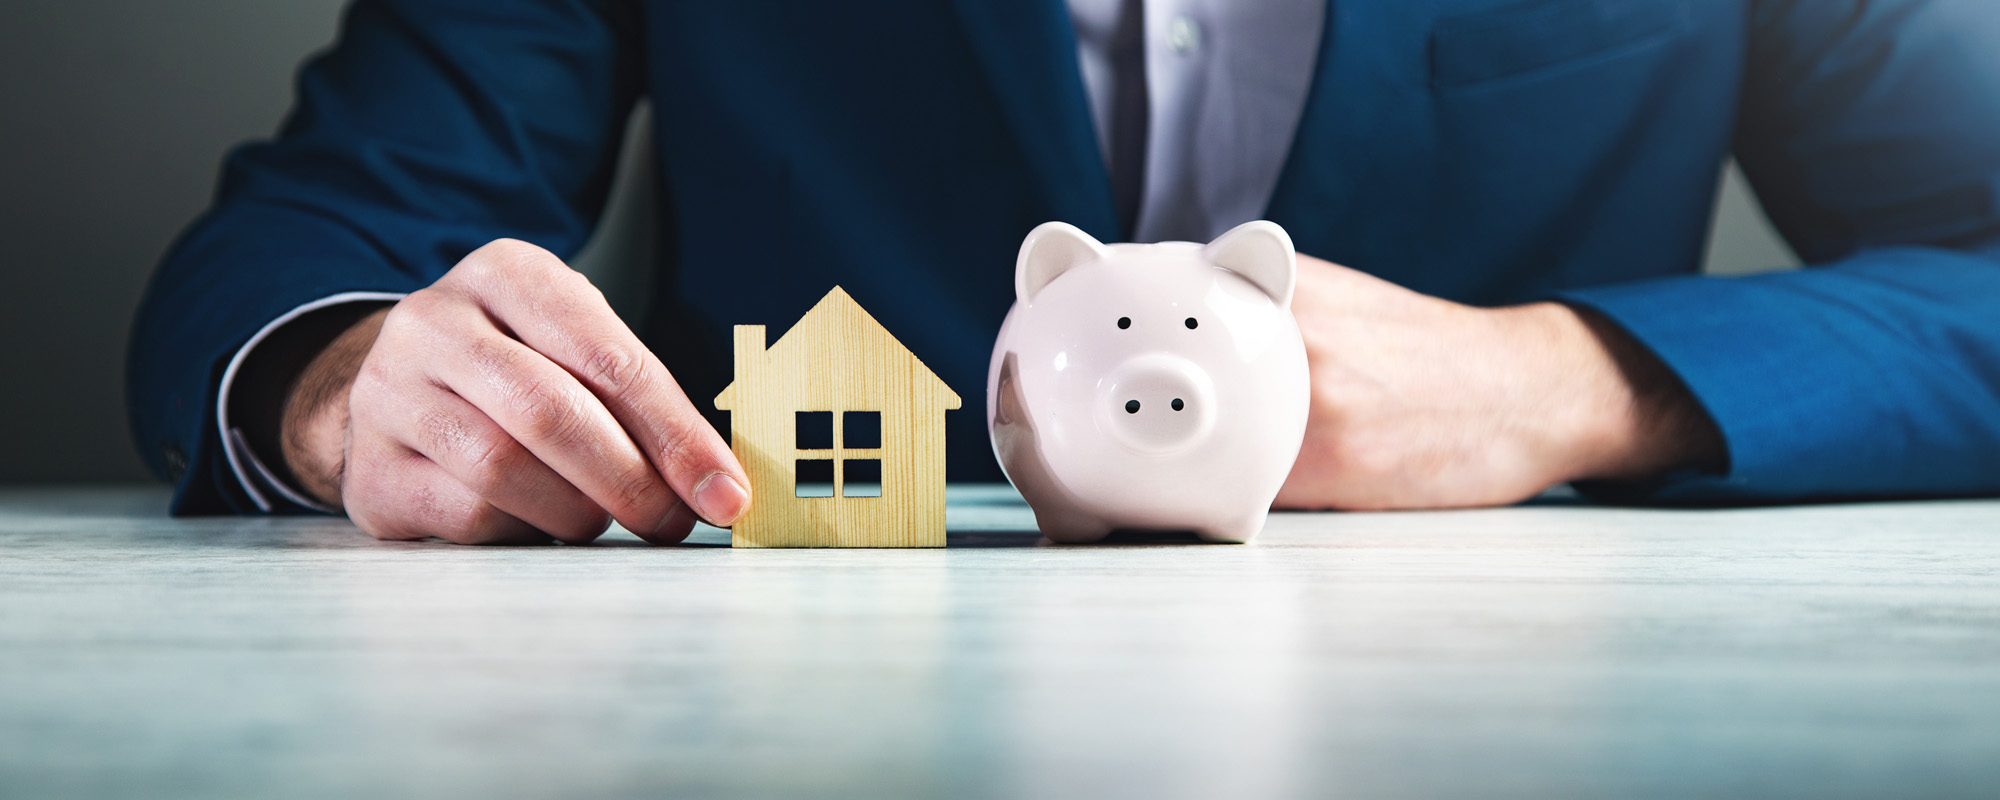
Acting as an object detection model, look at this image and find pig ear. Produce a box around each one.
[1202,220,1296,309]
[1016,221,1111,303]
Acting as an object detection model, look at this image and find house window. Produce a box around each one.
[794,410,885,498]
[796,411,834,449]
[844,412,881,448]
[843,459,882,498]
[794,458,835,497]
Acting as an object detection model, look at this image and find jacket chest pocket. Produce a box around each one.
[1431,0,1692,90]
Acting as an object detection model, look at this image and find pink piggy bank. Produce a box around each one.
[986,220,1310,544]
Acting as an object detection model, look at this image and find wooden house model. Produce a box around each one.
[714,287,960,547]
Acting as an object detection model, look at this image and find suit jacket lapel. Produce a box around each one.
[949,0,1121,242]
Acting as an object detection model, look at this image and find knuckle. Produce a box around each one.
[386,289,444,328]
[558,266,605,298]
[464,435,529,497]
[383,293,476,353]
[477,238,556,279]
[508,379,587,445]
[347,365,392,414]
[577,339,645,396]
[540,268,607,317]
[485,237,542,260]
[653,422,705,477]
[412,406,462,453]
[415,407,505,477]
[464,335,519,379]
[602,465,667,522]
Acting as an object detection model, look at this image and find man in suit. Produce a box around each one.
[131,0,2000,544]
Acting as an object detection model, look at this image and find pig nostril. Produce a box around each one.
[1117,317,1131,329]
[1124,400,1140,414]
[1171,398,1184,411]
[1185,317,1198,329]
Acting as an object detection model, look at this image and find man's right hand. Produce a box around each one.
[279,238,751,545]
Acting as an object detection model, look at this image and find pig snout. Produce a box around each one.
[1097,353,1217,454]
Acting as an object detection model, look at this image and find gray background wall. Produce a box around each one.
[0,0,1801,485]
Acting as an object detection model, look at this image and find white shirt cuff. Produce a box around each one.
[216,292,407,513]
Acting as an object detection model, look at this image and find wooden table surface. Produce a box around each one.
[2,485,1998,799]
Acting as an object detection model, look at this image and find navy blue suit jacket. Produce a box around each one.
[132,0,2000,513]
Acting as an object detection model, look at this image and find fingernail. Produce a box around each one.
[693,473,750,526]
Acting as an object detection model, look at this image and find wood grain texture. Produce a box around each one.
[5,487,2000,799]
[715,288,960,547]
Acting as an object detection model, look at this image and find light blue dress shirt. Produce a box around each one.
[1068,0,1325,242]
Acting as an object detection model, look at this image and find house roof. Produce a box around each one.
[713,287,962,411]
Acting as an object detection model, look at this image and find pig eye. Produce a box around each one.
[1184,317,1198,329]
[1117,317,1131,329]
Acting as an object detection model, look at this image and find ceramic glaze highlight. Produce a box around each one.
[987,221,1311,543]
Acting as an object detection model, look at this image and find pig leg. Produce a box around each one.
[1035,510,1112,544]
[1195,514,1267,544]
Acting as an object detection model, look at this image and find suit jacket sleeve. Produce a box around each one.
[1556,0,2000,502]
[127,0,644,514]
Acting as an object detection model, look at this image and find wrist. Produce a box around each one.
[1514,302,1722,484]
[280,307,391,507]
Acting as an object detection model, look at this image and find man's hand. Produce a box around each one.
[1276,255,1723,510]
[280,239,751,544]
